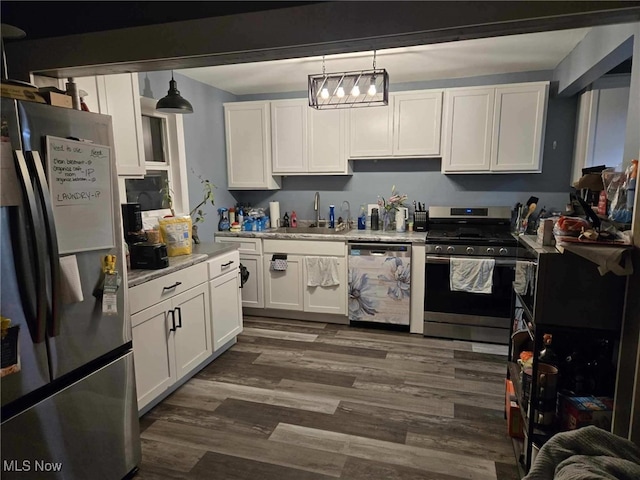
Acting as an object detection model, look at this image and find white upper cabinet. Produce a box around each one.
[225,101,281,190]
[308,108,350,173]
[491,83,548,172]
[442,82,549,173]
[349,100,394,157]
[271,99,308,173]
[75,73,145,176]
[442,87,495,172]
[392,90,443,157]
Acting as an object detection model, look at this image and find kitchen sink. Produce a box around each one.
[270,226,347,234]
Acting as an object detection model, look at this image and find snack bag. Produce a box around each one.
[158,216,192,256]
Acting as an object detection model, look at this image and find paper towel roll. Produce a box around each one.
[269,201,281,228]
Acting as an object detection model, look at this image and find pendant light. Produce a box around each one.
[156,71,194,114]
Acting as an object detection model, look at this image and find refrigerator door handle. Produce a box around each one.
[168,309,177,332]
[27,151,62,337]
[175,307,183,329]
[13,150,48,343]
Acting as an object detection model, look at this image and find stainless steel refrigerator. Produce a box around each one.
[1,99,140,479]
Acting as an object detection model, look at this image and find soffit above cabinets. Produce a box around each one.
[178,28,590,95]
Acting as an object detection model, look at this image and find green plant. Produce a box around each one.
[160,178,176,217]
[189,170,216,225]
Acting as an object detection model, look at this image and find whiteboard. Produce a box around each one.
[46,136,115,254]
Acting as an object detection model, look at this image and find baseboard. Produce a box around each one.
[244,308,349,325]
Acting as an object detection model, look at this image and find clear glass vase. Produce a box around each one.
[382,210,396,231]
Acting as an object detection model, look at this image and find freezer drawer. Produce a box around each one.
[1,351,140,480]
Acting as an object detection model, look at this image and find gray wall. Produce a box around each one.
[139,71,238,242]
[236,71,577,222]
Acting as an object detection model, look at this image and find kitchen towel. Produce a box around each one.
[305,256,340,287]
[514,261,536,295]
[270,254,288,271]
[450,257,495,294]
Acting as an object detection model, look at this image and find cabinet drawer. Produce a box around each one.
[129,262,208,314]
[216,237,262,255]
[208,250,240,280]
[263,239,346,256]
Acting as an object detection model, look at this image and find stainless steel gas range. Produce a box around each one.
[424,206,521,344]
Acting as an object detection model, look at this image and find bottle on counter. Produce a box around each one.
[329,205,335,228]
[291,211,298,227]
[358,205,366,230]
[371,208,379,230]
[229,207,236,225]
[283,212,290,227]
[237,205,244,226]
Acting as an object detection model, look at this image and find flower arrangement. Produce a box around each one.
[377,185,407,213]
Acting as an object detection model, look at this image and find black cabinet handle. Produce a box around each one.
[168,309,177,332]
[175,307,182,328]
[221,261,234,267]
[163,281,182,291]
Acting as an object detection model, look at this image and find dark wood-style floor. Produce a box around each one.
[135,316,519,480]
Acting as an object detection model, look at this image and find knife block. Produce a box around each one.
[413,211,428,232]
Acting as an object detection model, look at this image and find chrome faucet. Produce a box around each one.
[314,192,320,227]
[341,200,352,229]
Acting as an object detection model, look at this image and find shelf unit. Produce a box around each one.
[507,235,626,474]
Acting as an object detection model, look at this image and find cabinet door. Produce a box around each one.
[239,255,264,308]
[225,102,279,189]
[442,88,494,172]
[73,76,106,114]
[271,99,308,173]
[210,270,243,351]
[303,256,347,315]
[393,91,443,156]
[172,283,212,381]
[349,101,394,157]
[491,83,548,172]
[263,255,303,311]
[101,73,145,176]
[308,108,349,173]
[131,299,175,411]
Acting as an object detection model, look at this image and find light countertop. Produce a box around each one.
[127,242,238,287]
[216,229,427,244]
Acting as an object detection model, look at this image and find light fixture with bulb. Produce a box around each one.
[308,50,389,109]
[156,71,194,114]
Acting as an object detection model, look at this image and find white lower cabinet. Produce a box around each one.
[238,255,264,308]
[263,240,347,316]
[131,282,211,412]
[209,269,243,350]
[264,255,304,311]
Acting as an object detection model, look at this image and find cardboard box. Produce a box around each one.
[506,379,524,438]
[561,395,613,430]
[40,91,73,109]
[0,83,46,103]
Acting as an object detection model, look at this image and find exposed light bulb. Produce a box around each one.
[351,85,361,96]
[368,79,377,96]
[336,86,345,98]
[320,87,329,99]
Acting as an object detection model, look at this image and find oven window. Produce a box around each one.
[425,262,514,318]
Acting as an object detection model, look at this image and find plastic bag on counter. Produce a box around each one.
[553,216,591,237]
[158,216,192,256]
[602,168,632,223]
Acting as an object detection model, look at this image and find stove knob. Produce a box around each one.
[446,246,455,254]
[499,247,508,256]
[486,247,495,255]
[434,245,443,253]
[466,247,475,255]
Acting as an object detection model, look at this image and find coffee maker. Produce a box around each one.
[122,203,146,245]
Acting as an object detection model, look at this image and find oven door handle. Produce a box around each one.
[425,255,516,267]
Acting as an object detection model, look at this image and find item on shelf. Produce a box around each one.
[506,379,524,438]
[532,363,559,428]
[560,395,613,430]
[539,334,559,366]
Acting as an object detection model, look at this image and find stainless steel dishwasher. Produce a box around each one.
[348,243,411,325]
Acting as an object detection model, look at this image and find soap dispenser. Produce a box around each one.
[291,211,298,227]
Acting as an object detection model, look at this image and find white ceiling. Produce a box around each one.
[178,28,590,95]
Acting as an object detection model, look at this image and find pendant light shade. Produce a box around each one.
[156,72,193,114]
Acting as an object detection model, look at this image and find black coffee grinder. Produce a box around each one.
[121,203,146,245]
